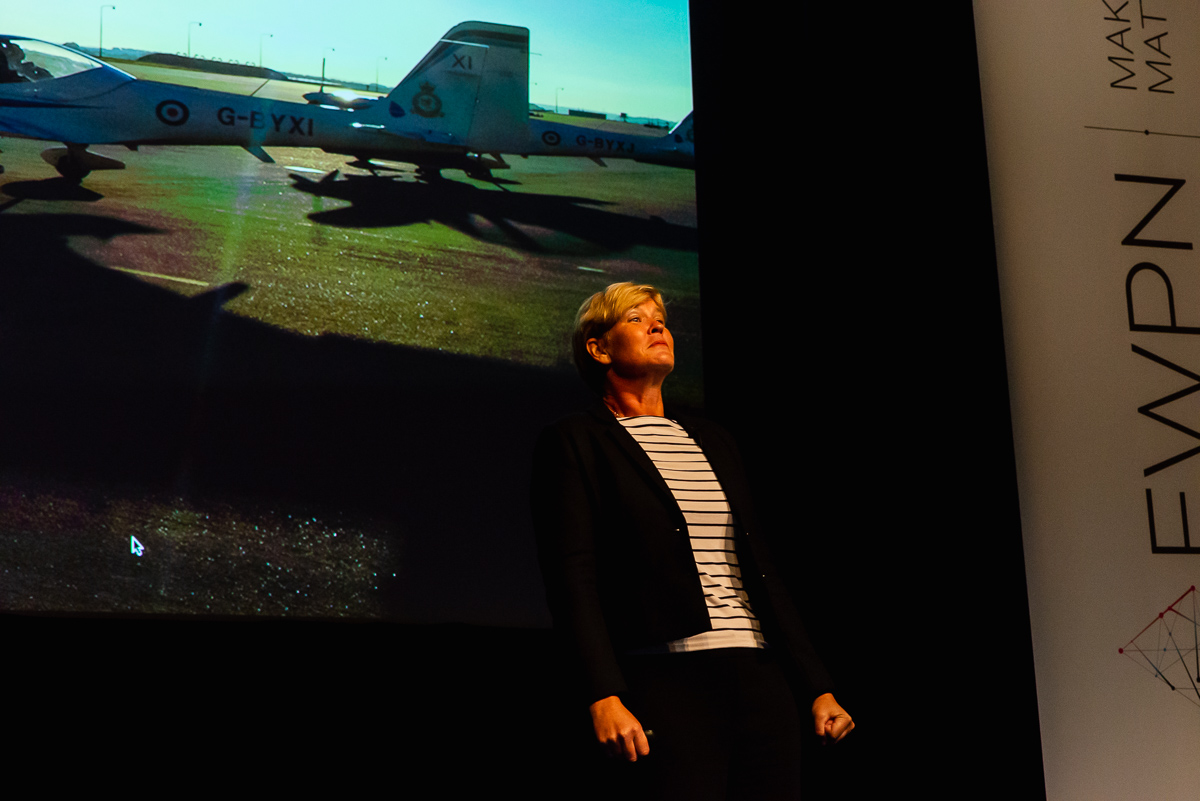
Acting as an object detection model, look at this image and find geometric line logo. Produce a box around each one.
[1119,585,1200,710]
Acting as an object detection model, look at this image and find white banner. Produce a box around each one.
[974,2,1200,797]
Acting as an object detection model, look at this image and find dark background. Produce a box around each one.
[692,4,1044,797]
[9,4,1044,796]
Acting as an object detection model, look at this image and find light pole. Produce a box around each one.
[320,47,335,91]
[555,87,565,114]
[259,33,272,68]
[99,5,115,59]
[376,56,387,92]
[187,21,201,59]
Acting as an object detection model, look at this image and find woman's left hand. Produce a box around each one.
[811,692,854,743]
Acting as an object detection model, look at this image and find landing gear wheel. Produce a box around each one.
[55,159,90,183]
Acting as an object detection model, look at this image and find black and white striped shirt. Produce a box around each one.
[619,416,765,652]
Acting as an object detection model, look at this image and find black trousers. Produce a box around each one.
[603,647,804,800]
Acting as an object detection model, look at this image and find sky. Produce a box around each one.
[4,0,694,120]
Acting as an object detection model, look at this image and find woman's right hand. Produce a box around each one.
[589,695,651,761]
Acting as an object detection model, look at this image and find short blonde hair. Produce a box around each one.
[572,282,666,394]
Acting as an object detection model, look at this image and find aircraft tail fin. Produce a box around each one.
[379,22,529,152]
[634,111,695,169]
[669,112,693,148]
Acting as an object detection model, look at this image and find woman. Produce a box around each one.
[531,282,851,798]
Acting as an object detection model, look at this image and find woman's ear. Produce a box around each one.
[586,337,611,365]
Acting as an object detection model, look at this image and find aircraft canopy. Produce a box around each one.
[0,37,104,83]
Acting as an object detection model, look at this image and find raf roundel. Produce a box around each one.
[155,100,190,127]
[541,130,561,146]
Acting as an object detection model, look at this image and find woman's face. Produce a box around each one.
[589,299,674,380]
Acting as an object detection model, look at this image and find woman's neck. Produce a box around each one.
[601,383,665,418]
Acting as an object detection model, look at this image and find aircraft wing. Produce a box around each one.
[349,120,461,147]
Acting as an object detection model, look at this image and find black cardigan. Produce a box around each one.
[531,403,834,706]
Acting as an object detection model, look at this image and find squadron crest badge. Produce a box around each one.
[411,82,444,118]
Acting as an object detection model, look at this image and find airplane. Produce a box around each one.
[0,22,693,183]
[0,22,530,181]
[526,111,693,169]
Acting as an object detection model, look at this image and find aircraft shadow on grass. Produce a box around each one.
[0,210,598,621]
[2,176,105,202]
[289,171,698,255]
[0,208,603,776]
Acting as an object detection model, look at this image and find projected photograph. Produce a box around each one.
[0,1,697,623]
